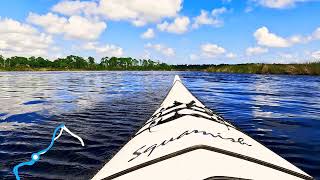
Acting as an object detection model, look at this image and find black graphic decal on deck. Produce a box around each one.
[129,129,252,162]
[134,100,235,137]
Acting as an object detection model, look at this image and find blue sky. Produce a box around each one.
[0,0,320,64]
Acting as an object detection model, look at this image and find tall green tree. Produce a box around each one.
[88,56,95,65]
[0,55,4,68]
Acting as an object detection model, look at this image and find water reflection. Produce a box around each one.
[0,71,319,179]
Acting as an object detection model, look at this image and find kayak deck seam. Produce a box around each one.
[101,144,313,180]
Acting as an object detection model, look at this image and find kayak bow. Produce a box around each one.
[92,75,313,180]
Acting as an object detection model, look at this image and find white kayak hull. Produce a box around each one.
[92,75,313,180]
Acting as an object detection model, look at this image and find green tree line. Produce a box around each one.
[1,54,319,75]
[0,55,172,71]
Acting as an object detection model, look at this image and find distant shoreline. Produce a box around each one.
[178,63,320,76]
[1,62,320,76]
[1,55,319,75]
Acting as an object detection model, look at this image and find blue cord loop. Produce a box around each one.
[13,124,84,180]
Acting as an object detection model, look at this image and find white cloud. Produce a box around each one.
[311,27,320,40]
[52,0,183,26]
[201,43,226,57]
[132,19,147,27]
[254,26,320,48]
[145,43,175,56]
[258,0,296,8]
[99,0,182,24]
[27,13,106,41]
[27,12,67,34]
[157,16,190,34]
[64,16,106,40]
[0,18,36,34]
[52,0,98,16]
[256,0,312,9]
[0,18,53,57]
[211,7,227,16]
[192,11,212,29]
[141,28,155,39]
[192,7,227,29]
[190,43,234,61]
[246,46,268,56]
[311,50,320,59]
[254,27,291,47]
[226,52,237,58]
[82,42,123,57]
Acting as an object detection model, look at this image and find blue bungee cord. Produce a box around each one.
[13,124,85,180]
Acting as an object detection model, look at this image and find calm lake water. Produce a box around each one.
[0,71,319,179]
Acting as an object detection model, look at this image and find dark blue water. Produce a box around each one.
[0,71,319,179]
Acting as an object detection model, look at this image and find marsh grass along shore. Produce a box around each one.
[0,55,319,75]
[176,63,320,75]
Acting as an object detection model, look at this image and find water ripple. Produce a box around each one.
[0,71,319,179]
